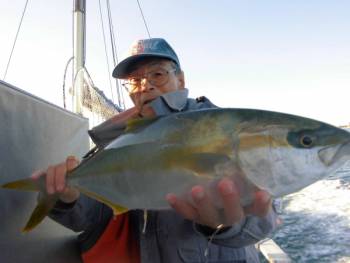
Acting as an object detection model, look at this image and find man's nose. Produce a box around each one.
[139,78,153,91]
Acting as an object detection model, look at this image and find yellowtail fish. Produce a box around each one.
[2,108,350,232]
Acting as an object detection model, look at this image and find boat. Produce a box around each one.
[0,1,120,262]
[2,1,348,262]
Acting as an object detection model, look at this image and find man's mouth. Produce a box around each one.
[143,99,155,106]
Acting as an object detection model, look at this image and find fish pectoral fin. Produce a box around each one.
[179,152,231,175]
[76,187,128,215]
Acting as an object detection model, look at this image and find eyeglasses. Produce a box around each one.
[122,68,177,93]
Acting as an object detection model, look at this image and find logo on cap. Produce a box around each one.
[130,40,145,55]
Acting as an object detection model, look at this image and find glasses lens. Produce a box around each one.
[148,69,168,86]
[122,81,134,93]
[122,68,173,93]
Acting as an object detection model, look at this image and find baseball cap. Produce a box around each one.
[112,38,180,78]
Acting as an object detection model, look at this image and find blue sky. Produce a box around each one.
[1,0,349,126]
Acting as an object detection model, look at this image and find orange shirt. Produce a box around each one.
[82,213,140,263]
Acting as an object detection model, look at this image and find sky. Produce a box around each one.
[0,0,349,126]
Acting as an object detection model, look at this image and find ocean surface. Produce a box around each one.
[270,164,350,263]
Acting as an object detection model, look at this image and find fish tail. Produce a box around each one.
[22,193,59,233]
[2,178,40,192]
[2,178,58,232]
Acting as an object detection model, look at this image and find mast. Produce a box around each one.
[73,0,86,114]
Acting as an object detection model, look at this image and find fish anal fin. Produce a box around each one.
[22,193,59,233]
[76,187,128,215]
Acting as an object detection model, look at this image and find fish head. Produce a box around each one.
[237,113,350,197]
[283,123,350,188]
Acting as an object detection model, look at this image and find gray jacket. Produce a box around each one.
[50,89,278,263]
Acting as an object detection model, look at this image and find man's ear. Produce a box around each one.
[177,70,185,89]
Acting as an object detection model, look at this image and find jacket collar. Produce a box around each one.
[88,89,189,148]
[149,88,188,116]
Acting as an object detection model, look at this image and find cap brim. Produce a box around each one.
[112,53,178,78]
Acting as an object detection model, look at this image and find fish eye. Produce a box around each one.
[300,135,314,148]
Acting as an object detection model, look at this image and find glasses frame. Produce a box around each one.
[122,68,177,93]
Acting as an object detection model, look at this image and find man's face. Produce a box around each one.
[123,59,185,117]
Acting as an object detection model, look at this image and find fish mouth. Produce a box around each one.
[318,140,350,166]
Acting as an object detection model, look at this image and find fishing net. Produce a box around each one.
[80,80,121,120]
[65,69,124,128]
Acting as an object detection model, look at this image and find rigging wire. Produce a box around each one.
[98,0,115,103]
[3,0,29,80]
[136,0,151,38]
[106,0,125,109]
[106,0,118,69]
[71,4,75,108]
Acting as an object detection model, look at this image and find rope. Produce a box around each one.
[98,0,115,103]
[3,0,29,80]
[136,0,151,38]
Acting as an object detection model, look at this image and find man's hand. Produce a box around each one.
[166,178,272,229]
[31,156,80,203]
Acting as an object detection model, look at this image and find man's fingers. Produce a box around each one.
[54,163,67,193]
[191,186,220,227]
[42,156,79,195]
[29,156,80,202]
[254,191,272,216]
[244,190,272,217]
[166,193,198,221]
[46,166,55,194]
[218,178,244,225]
[66,156,79,172]
[30,170,45,180]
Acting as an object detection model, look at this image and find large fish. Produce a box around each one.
[2,108,350,232]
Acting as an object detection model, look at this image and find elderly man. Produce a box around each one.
[33,38,278,263]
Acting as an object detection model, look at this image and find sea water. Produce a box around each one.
[271,166,350,263]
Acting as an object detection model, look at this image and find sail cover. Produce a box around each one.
[0,80,88,262]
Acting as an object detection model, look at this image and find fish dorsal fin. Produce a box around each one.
[125,117,159,132]
[76,186,128,215]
